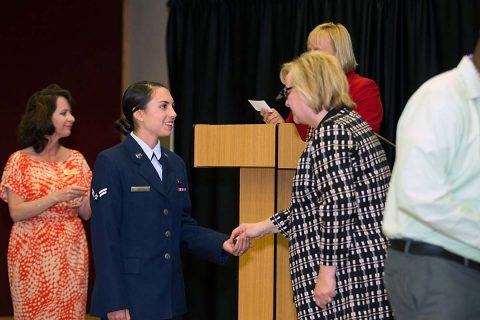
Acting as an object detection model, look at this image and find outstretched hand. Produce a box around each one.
[228,220,278,256]
[223,235,251,256]
[230,222,266,241]
[223,223,262,257]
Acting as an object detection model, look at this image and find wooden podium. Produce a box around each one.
[194,124,306,320]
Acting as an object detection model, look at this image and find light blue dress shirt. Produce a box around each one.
[130,132,163,180]
[383,56,480,262]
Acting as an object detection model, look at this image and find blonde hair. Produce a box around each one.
[307,22,358,73]
[280,51,355,113]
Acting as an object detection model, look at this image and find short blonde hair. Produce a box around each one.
[307,22,358,73]
[280,51,355,113]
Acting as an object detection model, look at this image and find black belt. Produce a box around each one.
[390,239,480,272]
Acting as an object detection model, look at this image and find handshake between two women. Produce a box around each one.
[223,218,278,256]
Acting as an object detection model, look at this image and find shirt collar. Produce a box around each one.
[468,54,480,77]
[130,132,162,160]
[460,55,480,100]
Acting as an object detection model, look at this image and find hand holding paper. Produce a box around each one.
[248,100,272,113]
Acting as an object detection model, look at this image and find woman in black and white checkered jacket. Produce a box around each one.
[232,51,393,320]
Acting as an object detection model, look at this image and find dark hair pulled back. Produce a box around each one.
[114,81,167,135]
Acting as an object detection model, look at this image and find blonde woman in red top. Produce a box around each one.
[262,22,383,140]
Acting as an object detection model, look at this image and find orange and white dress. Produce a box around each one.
[0,150,91,320]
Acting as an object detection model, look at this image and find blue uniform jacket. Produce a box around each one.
[89,135,229,319]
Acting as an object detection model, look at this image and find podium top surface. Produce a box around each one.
[194,124,306,169]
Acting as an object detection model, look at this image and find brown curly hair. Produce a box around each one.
[17,83,75,153]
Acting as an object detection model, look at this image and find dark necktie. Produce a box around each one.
[151,154,164,181]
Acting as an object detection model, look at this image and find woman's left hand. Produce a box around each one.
[314,265,337,309]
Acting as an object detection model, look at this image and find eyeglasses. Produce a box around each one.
[275,86,293,100]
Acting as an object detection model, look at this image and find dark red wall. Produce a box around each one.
[0,1,123,315]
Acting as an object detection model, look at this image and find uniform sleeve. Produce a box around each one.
[352,78,383,133]
[90,152,130,313]
[181,216,230,265]
[1,152,26,202]
[311,124,357,266]
[178,162,230,265]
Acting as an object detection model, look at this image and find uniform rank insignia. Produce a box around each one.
[176,179,187,192]
[92,187,108,200]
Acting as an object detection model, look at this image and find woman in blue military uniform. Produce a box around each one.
[89,81,248,320]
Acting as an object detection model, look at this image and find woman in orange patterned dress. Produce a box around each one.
[0,84,92,320]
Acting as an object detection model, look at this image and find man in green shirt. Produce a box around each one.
[382,34,480,320]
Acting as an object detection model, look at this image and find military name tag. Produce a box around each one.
[63,168,80,175]
[131,186,151,192]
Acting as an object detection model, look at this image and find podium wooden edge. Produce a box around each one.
[193,123,305,320]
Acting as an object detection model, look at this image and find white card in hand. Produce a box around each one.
[248,100,273,113]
